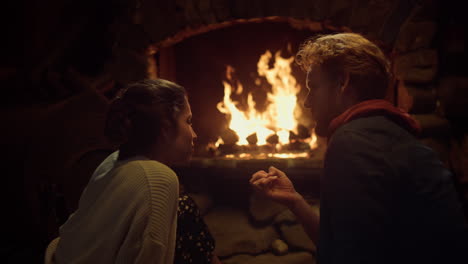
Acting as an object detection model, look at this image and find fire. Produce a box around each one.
[216,49,315,158]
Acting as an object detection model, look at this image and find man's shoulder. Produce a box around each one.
[330,115,418,150]
[326,115,432,175]
[339,115,414,137]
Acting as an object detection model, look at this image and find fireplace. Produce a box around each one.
[157,19,328,158]
[154,19,329,263]
[159,18,327,201]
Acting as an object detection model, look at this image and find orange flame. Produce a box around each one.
[217,50,301,145]
[216,49,315,158]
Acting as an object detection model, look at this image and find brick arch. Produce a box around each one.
[109,0,421,86]
[151,16,352,50]
[139,0,414,50]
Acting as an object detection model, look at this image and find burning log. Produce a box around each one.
[218,143,240,156]
[258,144,276,153]
[266,134,279,145]
[246,133,258,145]
[296,124,311,139]
[289,131,299,141]
[220,128,239,145]
[287,141,312,152]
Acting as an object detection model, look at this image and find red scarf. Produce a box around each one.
[327,99,421,139]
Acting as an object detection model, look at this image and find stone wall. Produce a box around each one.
[199,193,319,264]
[127,0,415,83]
[393,1,468,216]
[436,3,468,215]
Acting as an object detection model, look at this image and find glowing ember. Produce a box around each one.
[215,49,316,159]
[308,133,318,150]
[221,152,309,160]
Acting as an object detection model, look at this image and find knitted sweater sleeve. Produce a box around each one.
[116,160,179,264]
[141,160,179,264]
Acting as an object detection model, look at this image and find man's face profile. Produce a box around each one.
[304,66,341,137]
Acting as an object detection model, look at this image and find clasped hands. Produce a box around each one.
[249,166,303,209]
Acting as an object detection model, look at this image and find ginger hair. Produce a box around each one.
[296,33,392,100]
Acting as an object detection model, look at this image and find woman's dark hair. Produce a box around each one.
[105,79,186,151]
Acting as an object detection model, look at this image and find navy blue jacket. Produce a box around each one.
[318,115,468,264]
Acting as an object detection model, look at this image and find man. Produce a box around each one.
[250,33,468,264]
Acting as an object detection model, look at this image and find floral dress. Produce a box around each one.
[174,194,216,264]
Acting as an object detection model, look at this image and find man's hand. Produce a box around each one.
[249,166,302,208]
[250,166,320,243]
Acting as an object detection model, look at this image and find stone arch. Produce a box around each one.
[109,0,424,87]
[138,0,415,50]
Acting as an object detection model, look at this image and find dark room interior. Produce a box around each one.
[2,0,468,263]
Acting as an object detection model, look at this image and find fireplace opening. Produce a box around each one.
[155,20,336,263]
[157,20,331,163]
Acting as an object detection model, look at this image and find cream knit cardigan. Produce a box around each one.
[46,151,179,264]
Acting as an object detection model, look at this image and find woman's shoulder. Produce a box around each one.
[120,159,178,179]
[111,160,179,197]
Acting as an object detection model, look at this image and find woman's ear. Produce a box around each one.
[159,120,175,142]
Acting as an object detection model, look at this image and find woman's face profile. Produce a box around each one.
[168,97,197,164]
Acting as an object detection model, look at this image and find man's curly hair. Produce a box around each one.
[296,33,392,100]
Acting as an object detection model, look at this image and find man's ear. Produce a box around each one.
[340,72,350,94]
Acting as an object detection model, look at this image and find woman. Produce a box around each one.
[46,79,201,263]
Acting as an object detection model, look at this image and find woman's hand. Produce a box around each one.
[249,166,302,208]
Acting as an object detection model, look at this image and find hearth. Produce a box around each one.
[158,21,326,264]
